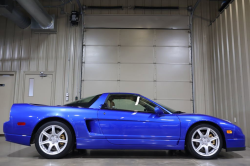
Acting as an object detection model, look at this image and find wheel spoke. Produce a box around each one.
[197,130,203,137]
[57,130,64,137]
[54,143,61,153]
[192,138,201,143]
[42,131,50,138]
[210,136,219,142]
[205,128,211,137]
[47,143,53,152]
[41,140,50,145]
[204,146,209,155]
[195,144,203,152]
[209,143,218,150]
[51,125,56,135]
[58,139,67,143]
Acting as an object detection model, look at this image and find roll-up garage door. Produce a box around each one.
[82,15,193,113]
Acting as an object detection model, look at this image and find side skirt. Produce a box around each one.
[76,138,185,150]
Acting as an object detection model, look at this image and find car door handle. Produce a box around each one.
[103,112,106,115]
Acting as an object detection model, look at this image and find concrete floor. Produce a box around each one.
[0,137,250,166]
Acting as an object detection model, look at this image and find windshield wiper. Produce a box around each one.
[174,111,185,114]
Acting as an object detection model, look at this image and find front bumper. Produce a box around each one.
[227,147,246,152]
[225,125,245,151]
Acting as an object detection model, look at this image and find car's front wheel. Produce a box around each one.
[35,121,74,159]
[187,124,223,159]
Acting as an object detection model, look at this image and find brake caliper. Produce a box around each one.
[209,134,216,145]
[60,134,65,146]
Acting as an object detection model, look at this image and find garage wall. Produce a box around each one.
[0,0,219,115]
[0,0,196,107]
[0,5,82,105]
[0,0,214,114]
[210,0,250,146]
[192,0,214,116]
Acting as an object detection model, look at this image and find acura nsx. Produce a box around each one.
[3,93,245,159]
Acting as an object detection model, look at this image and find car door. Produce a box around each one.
[98,94,181,146]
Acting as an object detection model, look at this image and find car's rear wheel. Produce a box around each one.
[187,124,223,159]
[35,121,74,159]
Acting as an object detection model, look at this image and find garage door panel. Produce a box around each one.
[120,82,154,99]
[156,100,193,113]
[83,16,192,111]
[155,47,190,64]
[85,15,189,29]
[85,46,118,64]
[85,29,119,45]
[157,65,191,81]
[120,30,154,46]
[155,30,189,46]
[120,47,154,63]
[85,64,118,80]
[120,64,154,81]
[157,82,192,99]
[82,81,118,97]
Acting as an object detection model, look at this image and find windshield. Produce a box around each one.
[65,94,101,108]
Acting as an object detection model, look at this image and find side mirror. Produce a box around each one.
[99,103,108,109]
[155,106,164,116]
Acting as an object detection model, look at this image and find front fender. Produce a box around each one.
[177,114,244,149]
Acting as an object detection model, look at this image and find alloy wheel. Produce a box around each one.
[191,127,220,157]
[38,125,68,155]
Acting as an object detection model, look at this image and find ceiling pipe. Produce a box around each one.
[219,0,231,12]
[16,0,53,28]
[0,6,31,29]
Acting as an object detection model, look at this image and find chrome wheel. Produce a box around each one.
[38,125,68,155]
[191,127,220,157]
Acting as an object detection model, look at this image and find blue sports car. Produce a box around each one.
[3,93,245,159]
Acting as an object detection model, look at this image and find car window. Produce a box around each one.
[65,94,101,108]
[106,94,156,113]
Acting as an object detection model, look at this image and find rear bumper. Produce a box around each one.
[4,133,31,146]
[4,120,31,146]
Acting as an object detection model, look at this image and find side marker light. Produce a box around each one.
[17,122,26,126]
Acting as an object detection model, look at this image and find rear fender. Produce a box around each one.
[4,104,97,139]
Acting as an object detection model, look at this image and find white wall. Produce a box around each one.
[0,5,82,105]
[210,0,250,147]
[192,0,214,116]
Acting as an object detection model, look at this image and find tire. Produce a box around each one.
[186,124,223,159]
[35,121,74,159]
